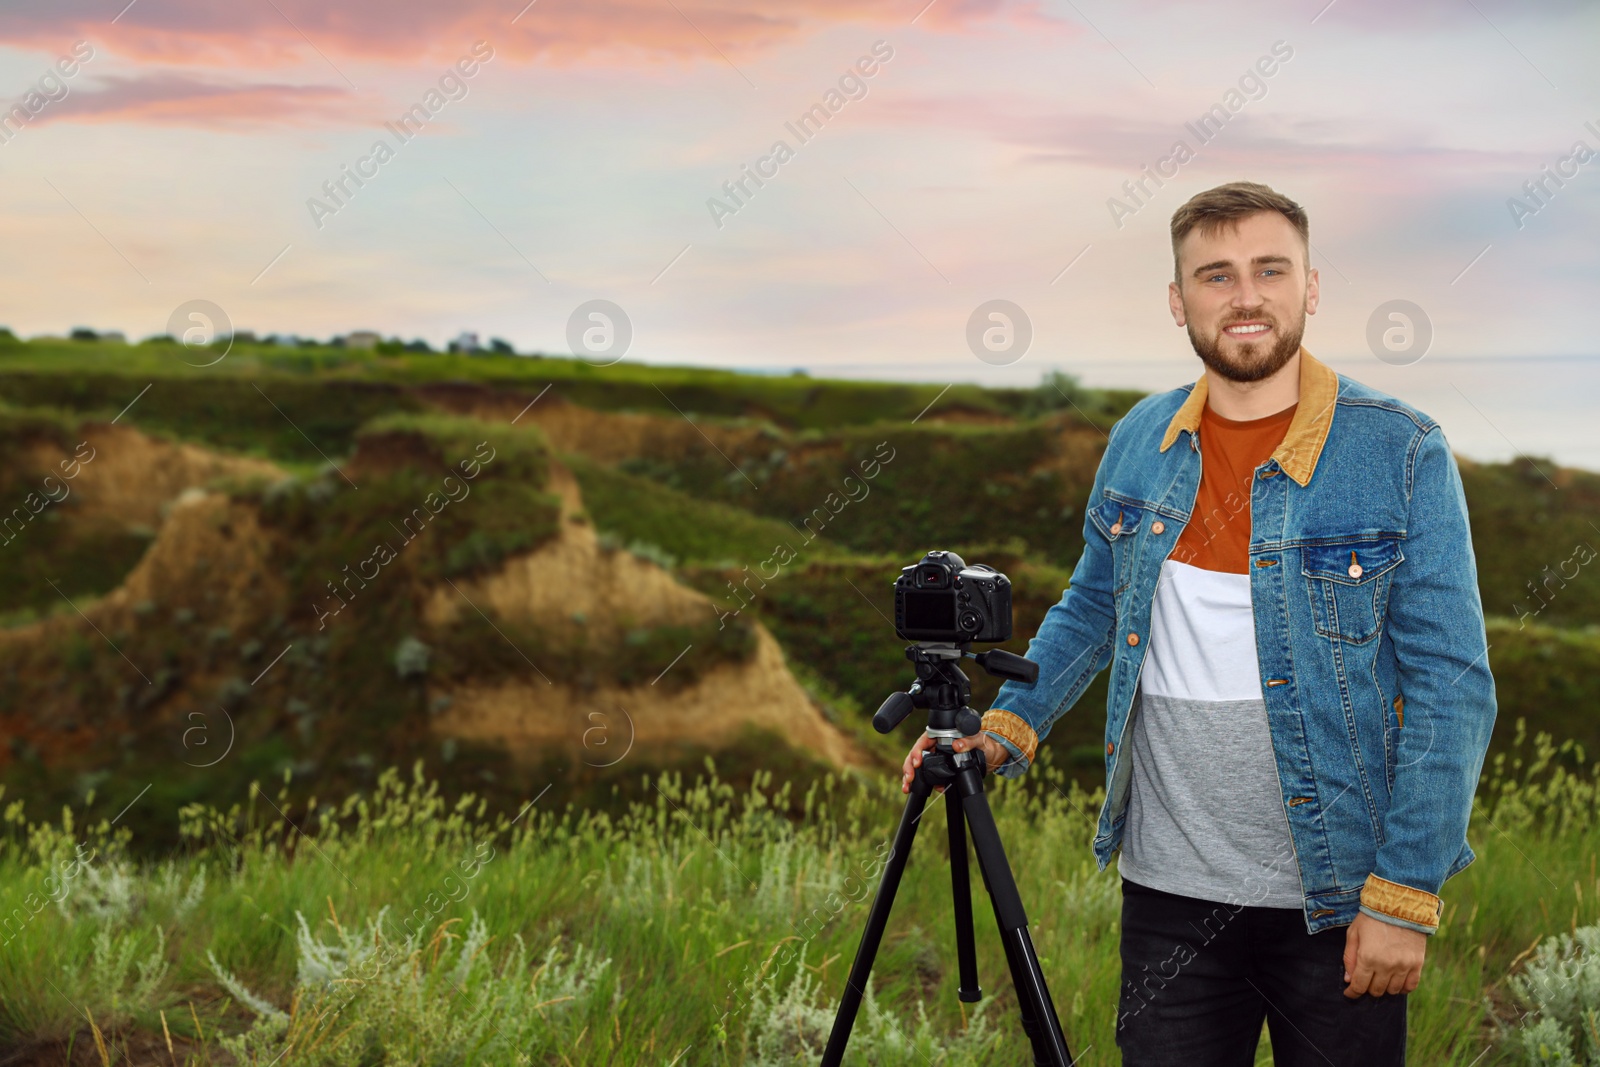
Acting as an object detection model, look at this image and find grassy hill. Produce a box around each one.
[2,337,1598,822]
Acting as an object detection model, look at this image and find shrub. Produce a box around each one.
[1502,923,1600,1064]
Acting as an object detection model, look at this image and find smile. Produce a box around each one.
[1224,323,1271,335]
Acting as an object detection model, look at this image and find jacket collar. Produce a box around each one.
[1158,345,1338,487]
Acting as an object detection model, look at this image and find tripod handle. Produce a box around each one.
[975,648,1039,684]
[873,690,917,734]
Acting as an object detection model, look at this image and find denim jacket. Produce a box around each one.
[982,348,1497,935]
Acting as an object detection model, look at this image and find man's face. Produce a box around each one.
[1167,211,1319,384]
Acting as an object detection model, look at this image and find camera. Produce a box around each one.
[892,550,1012,644]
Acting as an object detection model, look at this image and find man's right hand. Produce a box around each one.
[901,733,1013,794]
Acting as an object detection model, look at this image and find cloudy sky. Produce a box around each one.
[0,0,1596,463]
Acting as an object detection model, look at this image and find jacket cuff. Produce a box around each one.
[981,709,1037,768]
[982,731,1026,778]
[1359,873,1441,934]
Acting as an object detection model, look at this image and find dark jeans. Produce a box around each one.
[1116,877,1406,1066]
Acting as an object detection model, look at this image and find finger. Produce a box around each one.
[1385,970,1408,996]
[1343,962,1374,1000]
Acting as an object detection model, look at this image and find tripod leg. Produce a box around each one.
[820,774,932,1066]
[957,768,1076,1067]
[945,786,982,1003]
[967,790,1052,1067]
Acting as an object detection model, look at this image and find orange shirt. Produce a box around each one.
[1170,401,1297,574]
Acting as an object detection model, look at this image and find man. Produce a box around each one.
[902,181,1496,1064]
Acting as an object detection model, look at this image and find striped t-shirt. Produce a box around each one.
[1116,399,1305,908]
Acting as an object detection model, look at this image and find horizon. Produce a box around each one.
[5,327,1598,471]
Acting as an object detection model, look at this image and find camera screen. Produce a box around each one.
[903,590,955,630]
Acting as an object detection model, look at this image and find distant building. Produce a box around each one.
[346,330,381,349]
[448,331,481,354]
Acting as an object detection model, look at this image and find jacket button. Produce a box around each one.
[1348,563,1363,578]
[1106,742,1114,755]
[1127,632,1140,646]
[1109,522,1122,535]
[1150,520,1165,535]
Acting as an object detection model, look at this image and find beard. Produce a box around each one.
[1186,308,1305,384]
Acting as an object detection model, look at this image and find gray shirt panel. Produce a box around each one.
[1117,689,1304,909]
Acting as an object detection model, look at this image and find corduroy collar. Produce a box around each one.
[1158,346,1338,487]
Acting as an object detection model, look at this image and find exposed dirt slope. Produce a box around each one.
[22,421,286,530]
[425,462,868,768]
[1,424,867,774]
[418,387,776,465]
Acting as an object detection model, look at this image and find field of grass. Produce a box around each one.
[0,722,1595,1065]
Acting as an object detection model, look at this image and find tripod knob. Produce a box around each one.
[874,691,916,734]
[955,707,982,737]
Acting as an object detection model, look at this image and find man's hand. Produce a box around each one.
[1342,911,1426,999]
[900,734,1011,794]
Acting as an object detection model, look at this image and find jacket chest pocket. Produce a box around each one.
[1090,497,1147,597]
[1301,537,1405,644]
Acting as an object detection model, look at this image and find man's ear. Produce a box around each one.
[1169,280,1187,327]
[1304,266,1320,316]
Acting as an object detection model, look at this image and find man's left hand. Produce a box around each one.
[1342,911,1426,999]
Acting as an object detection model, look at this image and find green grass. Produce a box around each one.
[1,723,1596,1064]
[565,452,854,567]
[0,337,1142,433]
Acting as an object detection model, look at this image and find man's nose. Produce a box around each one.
[1231,278,1264,308]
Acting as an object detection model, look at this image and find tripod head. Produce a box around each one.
[873,640,1040,739]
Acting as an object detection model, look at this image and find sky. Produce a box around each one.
[0,0,1596,465]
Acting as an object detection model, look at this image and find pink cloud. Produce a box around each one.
[869,93,1522,179]
[0,0,1055,68]
[19,73,359,129]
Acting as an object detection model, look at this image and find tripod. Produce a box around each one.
[820,643,1076,1066]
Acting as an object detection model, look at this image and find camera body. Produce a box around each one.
[892,550,1012,644]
